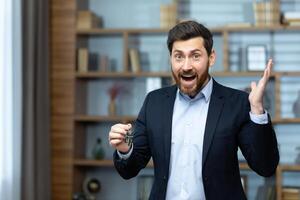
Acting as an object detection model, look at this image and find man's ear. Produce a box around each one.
[209,49,216,67]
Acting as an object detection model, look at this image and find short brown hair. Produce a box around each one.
[167,21,213,55]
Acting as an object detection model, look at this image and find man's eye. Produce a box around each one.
[193,54,201,60]
[175,55,183,60]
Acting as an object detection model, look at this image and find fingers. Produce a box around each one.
[109,123,131,147]
[263,59,273,80]
[250,81,256,91]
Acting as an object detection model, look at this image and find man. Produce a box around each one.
[108,21,279,200]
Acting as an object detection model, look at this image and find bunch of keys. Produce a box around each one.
[124,129,133,146]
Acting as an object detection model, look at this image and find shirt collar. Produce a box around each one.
[178,77,213,103]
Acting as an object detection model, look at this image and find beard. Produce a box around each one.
[171,63,210,98]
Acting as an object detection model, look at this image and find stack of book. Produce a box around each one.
[77,48,89,72]
[129,48,141,73]
[77,10,103,29]
[160,3,177,28]
[77,48,109,72]
[253,1,280,26]
[283,12,300,26]
[282,187,300,200]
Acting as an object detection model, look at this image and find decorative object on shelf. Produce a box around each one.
[73,192,88,200]
[295,146,300,164]
[82,177,101,200]
[293,90,300,118]
[77,10,103,29]
[137,175,154,200]
[107,84,123,116]
[92,138,105,160]
[246,45,267,71]
[282,11,300,26]
[160,2,177,28]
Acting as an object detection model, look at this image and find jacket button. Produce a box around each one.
[204,177,208,181]
[163,176,167,180]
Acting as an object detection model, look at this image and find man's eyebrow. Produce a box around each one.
[190,49,202,53]
[172,49,202,54]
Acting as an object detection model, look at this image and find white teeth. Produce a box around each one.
[181,75,195,78]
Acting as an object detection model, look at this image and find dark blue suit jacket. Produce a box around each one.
[114,79,279,200]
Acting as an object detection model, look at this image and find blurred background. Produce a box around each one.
[1,0,300,199]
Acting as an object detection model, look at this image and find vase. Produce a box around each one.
[92,138,105,160]
[293,90,300,118]
[108,99,116,116]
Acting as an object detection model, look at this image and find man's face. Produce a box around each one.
[170,37,215,97]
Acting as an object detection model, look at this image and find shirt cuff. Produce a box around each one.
[117,145,133,160]
[249,110,268,124]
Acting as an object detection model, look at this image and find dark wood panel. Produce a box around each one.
[50,0,76,199]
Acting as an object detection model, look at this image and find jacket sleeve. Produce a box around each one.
[238,94,279,177]
[113,93,152,179]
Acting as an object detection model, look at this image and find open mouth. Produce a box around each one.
[181,74,196,81]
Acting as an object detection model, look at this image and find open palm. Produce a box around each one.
[248,59,273,115]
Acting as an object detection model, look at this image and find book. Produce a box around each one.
[160,3,177,28]
[129,48,141,73]
[253,2,266,26]
[77,48,89,72]
[99,55,109,72]
[146,78,162,94]
[265,1,280,25]
[77,10,102,29]
[253,1,280,26]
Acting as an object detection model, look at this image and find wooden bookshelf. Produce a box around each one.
[50,1,300,199]
[76,25,300,36]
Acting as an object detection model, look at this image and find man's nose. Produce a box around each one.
[182,57,192,71]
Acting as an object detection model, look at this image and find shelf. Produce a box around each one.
[74,159,115,167]
[239,162,250,170]
[76,71,172,79]
[75,71,281,79]
[273,118,300,124]
[221,25,300,32]
[76,27,224,35]
[279,164,300,171]
[76,25,300,36]
[74,159,154,168]
[74,159,252,170]
[77,28,169,35]
[74,159,300,173]
[74,115,136,122]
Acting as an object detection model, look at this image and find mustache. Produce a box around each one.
[180,70,196,77]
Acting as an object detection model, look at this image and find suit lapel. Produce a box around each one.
[202,80,225,167]
[162,85,177,176]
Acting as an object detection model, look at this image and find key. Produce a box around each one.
[124,129,133,146]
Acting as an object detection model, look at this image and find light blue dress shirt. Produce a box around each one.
[118,78,268,200]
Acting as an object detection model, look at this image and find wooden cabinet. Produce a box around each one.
[50,0,300,199]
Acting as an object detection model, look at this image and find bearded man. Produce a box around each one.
[108,20,279,200]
